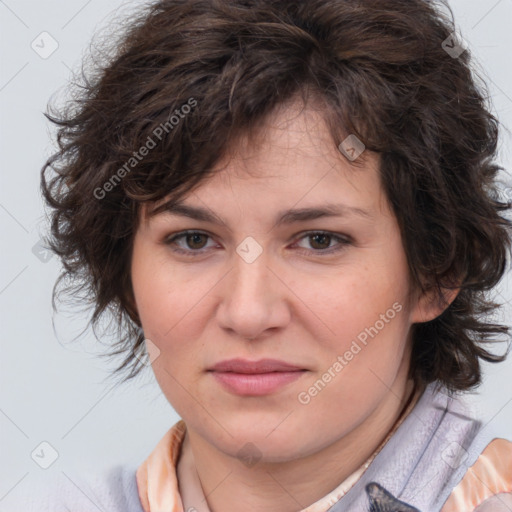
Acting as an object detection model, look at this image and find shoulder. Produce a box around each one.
[418,384,512,511]
[14,465,144,512]
[347,382,511,512]
[441,437,512,512]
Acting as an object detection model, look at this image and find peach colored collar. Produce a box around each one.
[136,421,187,512]
[136,387,421,512]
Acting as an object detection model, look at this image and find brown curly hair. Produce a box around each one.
[41,0,512,392]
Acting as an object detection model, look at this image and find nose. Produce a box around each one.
[215,248,291,341]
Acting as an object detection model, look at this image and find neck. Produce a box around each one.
[182,378,421,512]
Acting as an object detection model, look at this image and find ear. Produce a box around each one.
[409,283,460,324]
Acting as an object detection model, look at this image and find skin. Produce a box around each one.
[130,99,457,512]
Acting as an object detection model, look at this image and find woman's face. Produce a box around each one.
[131,102,432,462]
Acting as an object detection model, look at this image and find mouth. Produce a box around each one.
[207,357,306,373]
[207,358,307,396]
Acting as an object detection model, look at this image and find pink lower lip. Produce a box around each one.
[210,371,306,396]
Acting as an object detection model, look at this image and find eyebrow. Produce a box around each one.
[148,200,373,228]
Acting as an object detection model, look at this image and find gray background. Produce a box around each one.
[1,0,511,508]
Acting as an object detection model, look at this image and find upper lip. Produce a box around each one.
[208,358,305,373]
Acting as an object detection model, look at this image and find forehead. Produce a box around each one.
[217,99,358,174]
[141,101,386,225]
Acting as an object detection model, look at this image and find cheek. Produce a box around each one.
[131,251,211,414]
[130,245,219,395]
[297,251,412,401]
[294,286,411,445]
[303,261,409,346]
[131,258,172,338]
[131,239,204,340]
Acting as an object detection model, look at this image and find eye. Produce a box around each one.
[292,231,352,255]
[163,231,215,255]
[162,230,352,257]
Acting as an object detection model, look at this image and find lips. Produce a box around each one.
[207,358,307,396]
[208,358,305,373]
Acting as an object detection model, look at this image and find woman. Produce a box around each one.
[30,0,512,510]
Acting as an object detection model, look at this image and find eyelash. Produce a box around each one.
[162,230,352,257]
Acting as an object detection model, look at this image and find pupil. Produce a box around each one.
[188,234,206,249]
[311,234,330,249]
